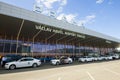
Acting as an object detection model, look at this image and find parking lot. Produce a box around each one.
[0,60,120,80]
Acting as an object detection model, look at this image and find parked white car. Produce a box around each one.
[106,56,113,60]
[51,59,60,65]
[78,56,94,62]
[112,54,119,59]
[5,57,41,70]
[94,56,104,61]
[51,56,73,65]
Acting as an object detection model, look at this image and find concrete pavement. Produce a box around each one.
[0,60,120,80]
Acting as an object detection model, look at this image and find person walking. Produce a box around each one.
[1,56,7,67]
[0,55,2,67]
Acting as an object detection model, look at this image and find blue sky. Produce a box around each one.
[0,0,120,39]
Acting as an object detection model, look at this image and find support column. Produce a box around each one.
[9,36,13,53]
[16,19,24,54]
[32,30,42,56]
[3,34,6,55]
[79,43,81,56]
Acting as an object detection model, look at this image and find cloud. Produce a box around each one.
[35,0,67,10]
[60,0,67,6]
[35,0,96,26]
[57,7,63,13]
[57,13,77,23]
[96,0,104,4]
[78,15,96,26]
[35,0,59,9]
[57,14,96,26]
[57,0,67,13]
[44,0,60,9]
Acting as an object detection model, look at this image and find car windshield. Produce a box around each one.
[51,57,58,60]
[4,57,12,60]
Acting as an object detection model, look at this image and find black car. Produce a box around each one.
[1,54,22,67]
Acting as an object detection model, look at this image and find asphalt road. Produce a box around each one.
[0,61,89,74]
[0,60,120,80]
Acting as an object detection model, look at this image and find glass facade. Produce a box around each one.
[0,39,114,56]
[0,39,31,53]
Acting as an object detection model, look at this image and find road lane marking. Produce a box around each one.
[86,71,95,80]
[104,68,120,76]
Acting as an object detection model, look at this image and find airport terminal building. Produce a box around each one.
[0,2,120,57]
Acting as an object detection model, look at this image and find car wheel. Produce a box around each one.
[56,62,60,65]
[113,57,115,60]
[9,64,16,70]
[84,60,87,62]
[68,61,72,64]
[32,63,38,68]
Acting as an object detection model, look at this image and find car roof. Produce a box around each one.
[21,57,34,59]
[5,54,22,57]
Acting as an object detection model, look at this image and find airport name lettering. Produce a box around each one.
[52,29,63,34]
[64,32,76,36]
[35,25,85,38]
[35,25,52,32]
[76,34,85,39]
